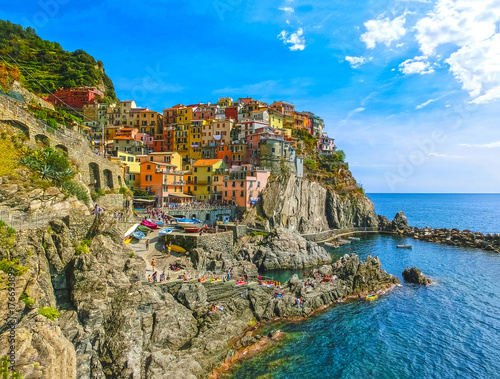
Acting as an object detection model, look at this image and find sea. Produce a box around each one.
[228,194,500,379]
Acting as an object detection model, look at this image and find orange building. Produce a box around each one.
[139,161,189,205]
[222,165,271,209]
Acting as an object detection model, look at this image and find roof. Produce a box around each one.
[140,161,176,167]
[193,159,223,167]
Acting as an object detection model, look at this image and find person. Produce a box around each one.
[215,225,218,234]
[146,239,150,250]
[151,258,156,271]
[147,275,153,282]
[152,271,157,283]
[160,271,165,282]
[162,244,166,254]
[167,242,172,257]
[227,268,231,281]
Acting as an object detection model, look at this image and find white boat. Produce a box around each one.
[158,228,173,236]
[348,237,360,241]
[177,221,203,229]
[124,223,140,238]
[324,242,339,248]
[397,245,412,249]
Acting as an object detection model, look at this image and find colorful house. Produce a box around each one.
[222,165,271,209]
[188,159,228,201]
[139,161,189,205]
[48,87,104,110]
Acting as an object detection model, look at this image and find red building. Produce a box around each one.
[48,87,104,110]
[225,107,238,120]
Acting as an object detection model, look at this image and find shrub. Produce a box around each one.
[1,356,23,378]
[251,231,269,237]
[0,258,28,277]
[129,252,135,258]
[97,188,106,196]
[20,292,35,308]
[62,181,89,204]
[304,158,318,171]
[38,307,59,321]
[20,147,74,184]
[74,239,90,255]
[46,118,58,130]
[119,186,128,195]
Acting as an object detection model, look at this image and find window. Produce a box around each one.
[225,191,227,196]
[194,167,198,172]
[207,186,211,191]
[257,181,261,187]
[207,167,211,172]
[187,186,191,192]
[214,186,217,192]
[240,191,244,197]
[232,191,236,197]
[146,186,152,191]
[225,182,227,187]
[240,181,244,187]
[194,185,197,191]
[149,156,153,161]
[214,176,219,182]
[147,165,151,170]
[145,175,152,181]
[272,148,275,153]
[127,157,133,162]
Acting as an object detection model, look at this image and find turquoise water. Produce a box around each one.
[229,195,500,378]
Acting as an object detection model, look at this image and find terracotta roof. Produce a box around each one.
[193,159,223,167]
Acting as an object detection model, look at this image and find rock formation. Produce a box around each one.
[0,214,399,379]
[402,267,432,285]
[250,174,378,233]
[237,228,332,270]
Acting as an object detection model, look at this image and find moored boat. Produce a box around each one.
[349,237,361,241]
[397,245,413,249]
[177,221,203,229]
[366,294,378,301]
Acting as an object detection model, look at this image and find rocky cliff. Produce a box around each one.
[250,174,378,233]
[0,214,398,379]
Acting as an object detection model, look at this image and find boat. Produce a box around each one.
[158,228,173,236]
[348,237,361,241]
[184,226,202,233]
[170,245,186,253]
[124,223,140,238]
[124,237,133,244]
[137,225,152,234]
[177,221,203,229]
[132,231,146,240]
[324,242,339,248]
[397,245,413,249]
[141,220,158,230]
[366,294,378,301]
[147,218,164,226]
[175,218,197,223]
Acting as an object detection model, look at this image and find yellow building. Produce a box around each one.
[113,151,141,189]
[269,109,284,130]
[202,118,235,146]
[175,106,195,163]
[217,97,233,108]
[189,120,203,161]
[147,152,182,171]
[187,159,228,201]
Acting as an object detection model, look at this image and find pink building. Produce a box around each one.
[222,165,271,209]
[317,134,335,154]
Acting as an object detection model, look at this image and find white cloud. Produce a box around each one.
[414,0,500,103]
[278,28,306,51]
[279,7,294,12]
[360,15,407,49]
[345,56,373,68]
[429,152,463,159]
[416,98,437,109]
[460,141,500,148]
[399,56,434,75]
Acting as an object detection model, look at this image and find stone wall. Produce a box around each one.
[163,231,234,254]
[10,81,55,110]
[97,194,126,211]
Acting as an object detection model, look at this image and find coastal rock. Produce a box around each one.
[238,228,332,270]
[378,215,392,232]
[252,174,378,233]
[402,267,432,285]
[392,211,409,231]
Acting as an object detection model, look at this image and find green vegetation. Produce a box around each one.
[0,222,16,251]
[38,307,59,321]
[304,158,318,172]
[0,258,27,277]
[0,135,21,177]
[129,252,135,258]
[0,20,116,99]
[20,292,34,308]
[90,188,106,201]
[20,147,74,184]
[251,231,269,237]
[61,181,89,204]
[292,129,317,154]
[74,239,91,255]
[1,356,24,378]
[30,104,83,129]
[133,189,153,199]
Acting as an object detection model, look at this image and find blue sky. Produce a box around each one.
[4,0,500,193]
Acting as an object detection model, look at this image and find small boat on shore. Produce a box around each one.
[124,223,140,238]
[184,226,202,233]
[349,237,361,241]
[366,294,378,301]
[158,228,173,237]
[132,231,146,240]
[141,220,158,230]
[175,218,197,223]
[397,245,413,249]
[178,221,203,229]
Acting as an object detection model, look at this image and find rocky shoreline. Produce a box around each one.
[0,214,399,379]
[379,211,500,254]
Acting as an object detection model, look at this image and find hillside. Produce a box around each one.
[0,20,116,100]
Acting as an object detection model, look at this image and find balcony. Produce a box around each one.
[170,181,186,186]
